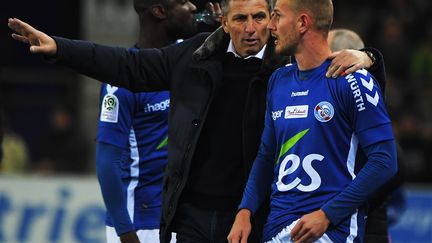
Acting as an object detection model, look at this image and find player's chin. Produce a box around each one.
[275,45,284,55]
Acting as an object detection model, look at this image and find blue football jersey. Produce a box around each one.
[260,60,393,242]
[96,47,169,229]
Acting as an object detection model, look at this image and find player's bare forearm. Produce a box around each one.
[227,209,252,243]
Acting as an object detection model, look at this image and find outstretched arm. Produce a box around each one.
[9,17,184,93]
[8,18,57,55]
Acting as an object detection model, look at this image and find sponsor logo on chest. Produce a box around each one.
[284,105,309,119]
[144,99,170,113]
[291,90,309,97]
[272,105,309,121]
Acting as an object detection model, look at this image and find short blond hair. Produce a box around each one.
[291,0,333,34]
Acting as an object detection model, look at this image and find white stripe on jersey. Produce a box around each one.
[346,134,359,180]
[346,134,359,242]
[127,127,140,222]
[347,209,359,243]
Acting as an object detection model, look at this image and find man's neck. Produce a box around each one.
[295,33,331,71]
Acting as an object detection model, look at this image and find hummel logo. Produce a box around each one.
[291,90,309,97]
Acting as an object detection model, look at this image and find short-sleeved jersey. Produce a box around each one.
[96,47,169,229]
[262,60,393,242]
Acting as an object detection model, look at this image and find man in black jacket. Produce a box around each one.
[8,0,383,241]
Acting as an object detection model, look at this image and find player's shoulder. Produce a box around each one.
[176,32,210,50]
[334,69,384,109]
[101,83,135,97]
[269,63,296,89]
[270,63,297,82]
[348,68,374,80]
[274,63,296,76]
[335,69,377,89]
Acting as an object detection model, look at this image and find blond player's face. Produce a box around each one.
[268,0,301,56]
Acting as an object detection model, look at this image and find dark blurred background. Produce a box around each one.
[1,0,431,182]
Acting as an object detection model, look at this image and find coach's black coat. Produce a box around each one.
[52,28,385,243]
[53,28,288,242]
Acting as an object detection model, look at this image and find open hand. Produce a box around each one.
[8,18,57,55]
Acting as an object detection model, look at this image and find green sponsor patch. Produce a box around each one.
[275,128,309,165]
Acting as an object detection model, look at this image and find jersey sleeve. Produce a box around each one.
[96,142,135,235]
[321,140,397,225]
[321,70,397,225]
[96,83,136,149]
[340,69,394,147]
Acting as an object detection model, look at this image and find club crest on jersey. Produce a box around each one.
[314,101,334,122]
[100,94,119,123]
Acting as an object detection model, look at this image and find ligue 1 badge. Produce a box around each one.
[100,94,119,123]
[103,94,117,111]
[314,101,334,122]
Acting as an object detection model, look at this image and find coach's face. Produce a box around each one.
[221,0,270,57]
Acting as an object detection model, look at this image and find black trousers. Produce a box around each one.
[364,202,389,243]
[171,203,261,243]
[171,203,235,243]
